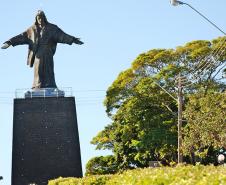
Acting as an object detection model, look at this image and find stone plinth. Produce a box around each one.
[12,97,82,185]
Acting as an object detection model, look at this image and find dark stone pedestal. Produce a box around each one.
[12,97,82,185]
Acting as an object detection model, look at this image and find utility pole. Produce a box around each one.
[177,73,183,163]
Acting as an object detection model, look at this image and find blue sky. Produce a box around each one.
[0,1,225,184]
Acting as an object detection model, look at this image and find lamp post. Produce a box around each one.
[170,0,226,35]
[170,0,226,164]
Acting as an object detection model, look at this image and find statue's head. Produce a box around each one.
[35,10,48,26]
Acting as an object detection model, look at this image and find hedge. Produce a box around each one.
[48,165,226,185]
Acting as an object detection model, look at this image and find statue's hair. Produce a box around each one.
[35,10,48,25]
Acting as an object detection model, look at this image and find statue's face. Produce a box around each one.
[37,15,45,26]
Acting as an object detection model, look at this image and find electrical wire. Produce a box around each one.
[0,89,107,106]
[189,38,226,75]
[178,43,226,87]
[180,36,226,87]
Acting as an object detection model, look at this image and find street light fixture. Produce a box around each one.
[170,0,184,6]
[170,0,226,35]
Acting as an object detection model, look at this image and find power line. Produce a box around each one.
[189,37,226,75]
[0,89,107,106]
[0,89,106,94]
[178,36,226,88]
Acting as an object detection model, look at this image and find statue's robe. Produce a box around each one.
[9,23,75,89]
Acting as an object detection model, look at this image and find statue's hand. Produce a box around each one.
[73,37,84,45]
[1,41,11,49]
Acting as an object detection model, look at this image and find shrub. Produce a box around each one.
[48,165,226,185]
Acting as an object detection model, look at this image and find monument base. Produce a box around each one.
[12,97,82,185]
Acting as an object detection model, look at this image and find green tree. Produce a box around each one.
[87,37,226,174]
[85,155,118,176]
[183,92,226,164]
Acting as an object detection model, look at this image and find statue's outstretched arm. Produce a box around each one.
[55,26,84,45]
[1,31,29,49]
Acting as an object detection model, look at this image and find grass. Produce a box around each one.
[48,165,226,185]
